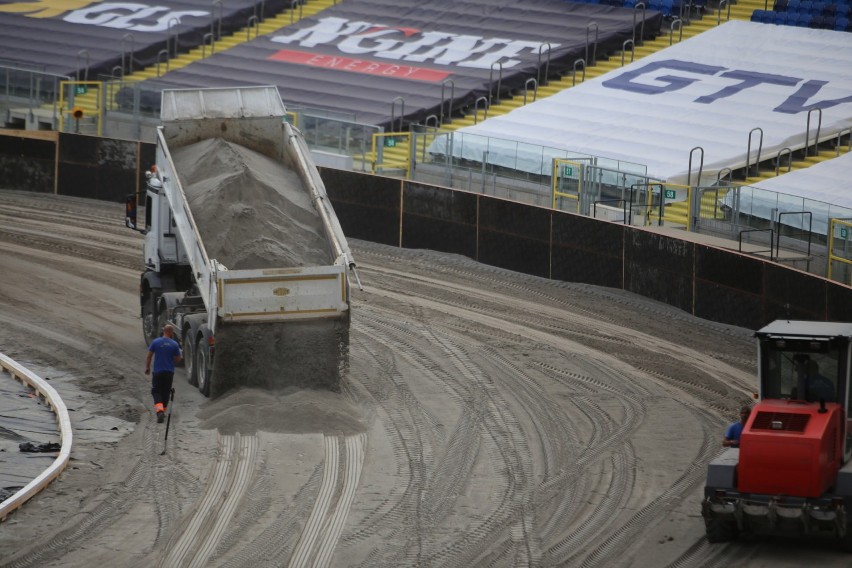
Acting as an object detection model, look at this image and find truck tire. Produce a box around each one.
[142,288,161,346]
[184,332,198,386]
[196,336,212,397]
[705,517,737,543]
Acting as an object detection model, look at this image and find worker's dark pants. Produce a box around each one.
[151,371,174,409]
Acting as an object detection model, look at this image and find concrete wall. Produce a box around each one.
[1,130,849,331]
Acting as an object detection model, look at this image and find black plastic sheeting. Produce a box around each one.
[0,0,288,79]
[121,0,662,128]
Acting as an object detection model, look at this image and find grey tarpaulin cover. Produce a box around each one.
[438,21,852,186]
[118,0,661,128]
[0,0,287,78]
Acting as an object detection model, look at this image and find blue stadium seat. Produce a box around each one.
[836,15,850,28]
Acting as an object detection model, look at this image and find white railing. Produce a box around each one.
[0,353,72,521]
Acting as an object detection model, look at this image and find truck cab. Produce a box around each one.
[703,320,852,543]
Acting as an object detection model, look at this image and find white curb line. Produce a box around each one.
[0,353,73,522]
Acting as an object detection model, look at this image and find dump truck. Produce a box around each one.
[702,319,852,545]
[125,85,357,397]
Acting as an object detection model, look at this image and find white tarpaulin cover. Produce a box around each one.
[442,20,852,186]
[727,151,852,235]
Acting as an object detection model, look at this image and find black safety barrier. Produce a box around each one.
[2,130,852,331]
[478,198,552,279]
[552,213,625,289]
[694,247,764,329]
[624,230,694,314]
[320,168,402,248]
[0,132,55,193]
[57,134,148,202]
[402,183,478,260]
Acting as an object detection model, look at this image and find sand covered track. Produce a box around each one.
[2,190,851,567]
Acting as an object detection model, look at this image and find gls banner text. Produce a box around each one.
[0,0,208,32]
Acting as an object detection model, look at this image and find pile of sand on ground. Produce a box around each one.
[172,138,332,269]
[197,386,366,435]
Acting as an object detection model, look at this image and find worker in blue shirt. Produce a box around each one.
[723,406,751,448]
[145,324,182,423]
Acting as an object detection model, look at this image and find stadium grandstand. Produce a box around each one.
[1,0,851,282]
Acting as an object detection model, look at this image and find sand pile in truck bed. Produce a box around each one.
[172,137,332,269]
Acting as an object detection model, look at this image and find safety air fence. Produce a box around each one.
[1,128,851,332]
[0,354,73,521]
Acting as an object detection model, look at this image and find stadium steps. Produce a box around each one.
[659,142,851,226]
[60,0,336,114]
[649,186,730,227]
[653,145,852,226]
[739,147,851,185]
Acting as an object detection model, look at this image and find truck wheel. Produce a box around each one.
[184,333,198,386]
[142,289,161,346]
[196,338,212,397]
[706,517,737,543]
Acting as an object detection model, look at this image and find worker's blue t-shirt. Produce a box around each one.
[725,422,744,446]
[149,337,181,374]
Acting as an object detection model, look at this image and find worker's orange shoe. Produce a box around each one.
[157,411,165,423]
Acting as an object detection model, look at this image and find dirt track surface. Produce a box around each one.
[0,189,848,567]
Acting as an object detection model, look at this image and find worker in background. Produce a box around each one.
[806,359,836,402]
[145,324,182,423]
[723,406,751,448]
